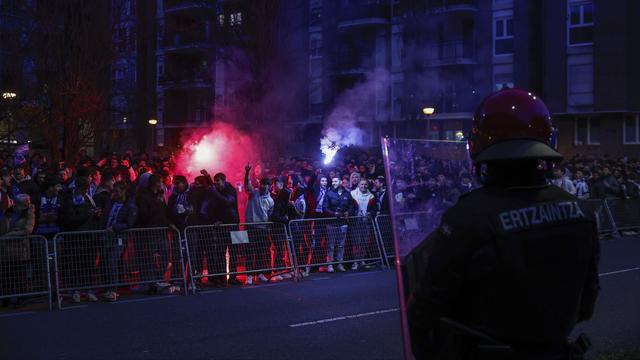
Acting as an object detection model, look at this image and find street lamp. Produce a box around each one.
[148,118,157,150]
[422,107,435,116]
[2,92,17,100]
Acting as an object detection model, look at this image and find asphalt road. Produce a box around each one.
[0,236,638,360]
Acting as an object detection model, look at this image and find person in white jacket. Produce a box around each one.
[350,179,375,270]
[551,167,576,195]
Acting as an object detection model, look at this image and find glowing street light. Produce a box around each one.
[2,92,17,100]
[422,107,435,116]
[148,118,158,125]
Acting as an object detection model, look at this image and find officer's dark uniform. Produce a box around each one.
[406,89,600,360]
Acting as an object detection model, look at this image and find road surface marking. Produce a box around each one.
[241,283,289,290]
[599,267,640,277]
[112,296,178,304]
[0,311,35,318]
[343,272,380,277]
[289,308,399,328]
[310,277,331,281]
[61,305,88,310]
[199,290,224,294]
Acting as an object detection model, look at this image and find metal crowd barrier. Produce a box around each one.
[375,211,435,268]
[586,199,618,237]
[53,227,186,309]
[184,222,295,293]
[603,198,640,234]
[0,235,51,310]
[288,216,385,274]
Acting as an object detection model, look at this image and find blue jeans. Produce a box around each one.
[326,224,347,263]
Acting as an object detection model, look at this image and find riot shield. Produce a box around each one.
[380,137,474,359]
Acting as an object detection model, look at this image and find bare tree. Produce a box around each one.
[17,0,124,162]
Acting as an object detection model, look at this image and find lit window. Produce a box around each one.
[623,115,640,145]
[568,2,593,46]
[494,15,513,55]
[218,14,225,26]
[575,117,600,145]
[230,12,242,27]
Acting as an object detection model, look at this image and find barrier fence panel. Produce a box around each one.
[605,198,640,233]
[184,222,294,292]
[0,235,51,310]
[53,227,185,308]
[373,215,393,268]
[288,216,384,275]
[586,199,618,237]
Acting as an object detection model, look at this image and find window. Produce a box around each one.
[218,14,225,27]
[574,117,600,145]
[623,115,640,144]
[494,15,513,55]
[310,33,322,57]
[310,0,321,25]
[568,2,593,46]
[309,79,322,104]
[494,73,513,91]
[230,12,242,26]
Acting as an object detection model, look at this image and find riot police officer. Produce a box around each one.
[407,89,600,360]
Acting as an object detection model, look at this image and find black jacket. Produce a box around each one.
[408,184,599,359]
[210,182,239,224]
[135,187,169,228]
[100,199,138,232]
[323,187,355,217]
[168,190,194,229]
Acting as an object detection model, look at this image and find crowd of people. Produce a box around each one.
[1,145,635,306]
[0,148,395,305]
[550,154,640,199]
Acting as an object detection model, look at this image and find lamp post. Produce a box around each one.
[148,118,157,152]
[2,91,18,149]
[422,106,436,139]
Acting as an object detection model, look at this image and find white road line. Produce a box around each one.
[61,305,88,310]
[599,267,640,277]
[0,311,35,318]
[240,283,289,290]
[343,272,380,277]
[111,296,178,304]
[310,277,331,281]
[289,308,399,328]
[199,290,224,294]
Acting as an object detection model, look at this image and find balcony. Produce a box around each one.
[425,40,476,66]
[338,2,390,28]
[159,70,213,89]
[428,0,478,14]
[163,0,215,14]
[160,31,214,52]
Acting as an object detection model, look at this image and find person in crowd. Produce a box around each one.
[160,169,173,204]
[244,163,274,284]
[56,167,72,192]
[210,171,241,285]
[323,177,354,272]
[100,181,138,302]
[551,167,576,195]
[573,169,590,200]
[349,171,361,191]
[34,176,63,239]
[167,175,193,232]
[93,172,114,212]
[88,167,101,198]
[60,174,101,303]
[373,176,389,215]
[601,167,622,198]
[350,179,376,270]
[135,174,173,293]
[622,173,640,199]
[10,165,40,207]
[0,193,36,306]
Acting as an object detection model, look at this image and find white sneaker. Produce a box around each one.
[71,291,81,303]
[246,275,254,285]
[280,272,293,279]
[336,264,346,272]
[257,274,269,283]
[87,292,99,302]
[351,262,359,271]
[270,275,284,282]
[327,265,334,273]
[301,270,310,277]
[103,291,118,302]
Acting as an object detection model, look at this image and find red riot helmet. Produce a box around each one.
[468,88,562,164]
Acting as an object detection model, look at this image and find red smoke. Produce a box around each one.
[173,122,257,186]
